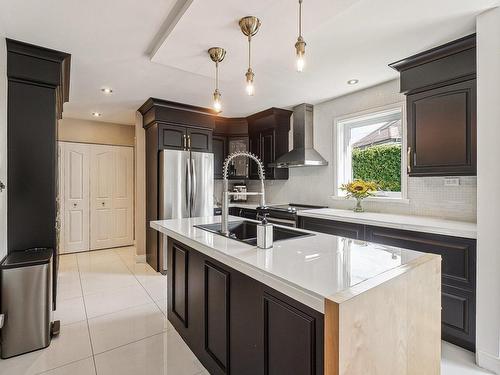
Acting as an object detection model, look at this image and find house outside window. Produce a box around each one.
[335,104,406,199]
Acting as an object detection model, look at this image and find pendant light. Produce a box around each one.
[208,47,226,113]
[239,16,261,96]
[295,0,306,72]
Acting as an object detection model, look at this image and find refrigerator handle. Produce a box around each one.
[185,157,191,215]
[191,158,196,213]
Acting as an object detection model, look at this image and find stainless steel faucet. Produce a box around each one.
[221,151,266,235]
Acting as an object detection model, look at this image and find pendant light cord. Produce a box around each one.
[299,0,303,37]
[215,61,219,90]
[248,36,252,70]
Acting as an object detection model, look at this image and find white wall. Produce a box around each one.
[476,7,500,374]
[245,80,476,222]
[58,118,135,146]
[0,36,7,260]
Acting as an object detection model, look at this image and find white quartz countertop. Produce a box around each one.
[151,216,430,313]
[298,208,477,239]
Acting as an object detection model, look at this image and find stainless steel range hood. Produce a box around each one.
[270,103,328,168]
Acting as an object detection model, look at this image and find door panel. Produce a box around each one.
[61,142,90,253]
[161,124,186,150]
[190,152,214,218]
[263,293,317,375]
[204,262,230,372]
[90,145,134,250]
[187,128,212,152]
[407,79,476,176]
[112,147,134,246]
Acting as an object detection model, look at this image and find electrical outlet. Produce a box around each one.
[444,177,460,187]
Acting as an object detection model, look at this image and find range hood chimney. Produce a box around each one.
[270,103,328,168]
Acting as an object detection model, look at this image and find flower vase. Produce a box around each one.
[354,197,364,213]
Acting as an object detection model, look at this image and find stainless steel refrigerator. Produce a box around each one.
[159,149,213,271]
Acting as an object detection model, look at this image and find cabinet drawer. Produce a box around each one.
[298,216,365,240]
[365,226,476,290]
[442,284,476,352]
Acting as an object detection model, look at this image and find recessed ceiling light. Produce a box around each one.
[91,112,102,117]
[101,87,113,94]
[347,79,359,85]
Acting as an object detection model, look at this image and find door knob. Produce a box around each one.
[0,181,5,192]
[101,202,105,206]
[73,203,77,207]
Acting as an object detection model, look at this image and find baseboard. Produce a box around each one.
[135,254,146,263]
[477,350,500,374]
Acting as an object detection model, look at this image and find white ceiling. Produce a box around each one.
[1,0,498,125]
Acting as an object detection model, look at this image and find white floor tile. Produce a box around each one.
[0,321,92,375]
[36,357,96,375]
[442,342,494,374]
[140,276,168,301]
[83,284,153,319]
[94,331,205,375]
[154,298,167,316]
[56,272,82,301]
[88,303,166,354]
[77,250,122,270]
[79,262,140,295]
[54,296,86,326]
[57,254,78,272]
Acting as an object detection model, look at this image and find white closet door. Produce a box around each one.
[90,145,134,250]
[61,142,90,253]
[112,147,134,247]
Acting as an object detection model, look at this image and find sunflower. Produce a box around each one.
[340,179,378,199]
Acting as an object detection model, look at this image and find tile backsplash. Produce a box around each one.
[239,176,477,223]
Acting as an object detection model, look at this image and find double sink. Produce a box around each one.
[195,221,313,246]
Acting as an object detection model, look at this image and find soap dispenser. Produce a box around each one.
[257,216,273,249]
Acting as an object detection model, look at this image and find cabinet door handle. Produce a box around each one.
[187,135,191,149]
[183,135,187,150]
[407,146,412,174]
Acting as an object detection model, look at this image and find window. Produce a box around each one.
[335,105,405,199]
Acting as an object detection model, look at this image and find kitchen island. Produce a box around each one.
[151,216,441,375]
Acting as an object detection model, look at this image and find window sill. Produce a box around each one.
[330,195,410,205]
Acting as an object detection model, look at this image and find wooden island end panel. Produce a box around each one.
[325,254,442,375]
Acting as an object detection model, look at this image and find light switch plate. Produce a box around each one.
[444,177,460,186]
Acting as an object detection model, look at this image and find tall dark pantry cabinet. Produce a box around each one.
[6,39,71,308]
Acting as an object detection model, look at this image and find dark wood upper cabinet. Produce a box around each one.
[407,79,476,176]
[160,123,186,150]
[247,108,291,180]
[187,127,212,153]
[390,34,476,177]
[213,135,227,179]
[213,117,248,179]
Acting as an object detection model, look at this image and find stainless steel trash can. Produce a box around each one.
[0,248,57,358]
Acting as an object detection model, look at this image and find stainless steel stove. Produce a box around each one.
[257,203,326,227]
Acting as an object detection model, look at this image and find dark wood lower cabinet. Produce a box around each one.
[167,239,324,375]
[264,293,319,375]
[204,262,230,372]
[298,216,365,240]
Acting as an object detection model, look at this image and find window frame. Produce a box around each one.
[332,102,408,201]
